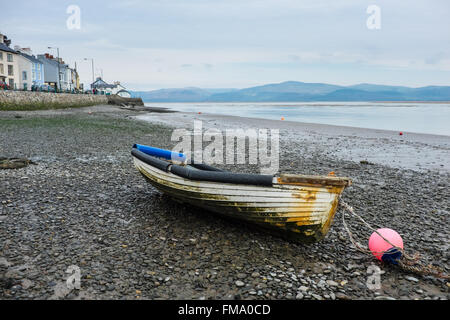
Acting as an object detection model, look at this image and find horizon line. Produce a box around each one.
[128,80,450,92]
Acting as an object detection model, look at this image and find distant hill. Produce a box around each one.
[131,81,450,102]
[319,89,405,101]
[207,81,343,102]
[132,87,211,102]
[347,83,413,93]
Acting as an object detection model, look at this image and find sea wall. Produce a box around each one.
[0,90,108,110]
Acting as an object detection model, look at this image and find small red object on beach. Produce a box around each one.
[281,117,285,121]
[399,132,403,135]
[198,112,202,114]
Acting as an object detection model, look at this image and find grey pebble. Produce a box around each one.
[235,280,245,287]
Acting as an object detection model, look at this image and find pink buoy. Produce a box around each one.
[368,228,403,262]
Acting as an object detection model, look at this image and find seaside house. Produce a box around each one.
[60,62,70,91]
[90,77,114,93]
[15,47,45,89]
[37,53,62,90]
[14,46,45,91]
[70,67,80,91]
[0,33,19,89]
[91,77,131,96]
[52,58,70,91]
[16,51,32,90]
[36,53,80,91]
[60,63,80,91]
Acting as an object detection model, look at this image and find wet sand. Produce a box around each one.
[136,111,450,173]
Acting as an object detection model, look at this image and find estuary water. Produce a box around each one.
[144,102,450,136]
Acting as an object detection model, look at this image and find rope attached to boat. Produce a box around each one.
[339,197,449,280]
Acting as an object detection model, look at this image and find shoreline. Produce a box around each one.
[139,108,450,138]
[135,110,450,173]
[142,100,450,104]
[1,105,448,300]
[142,101,450,137]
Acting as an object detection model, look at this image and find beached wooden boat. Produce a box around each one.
[132,144,351,243]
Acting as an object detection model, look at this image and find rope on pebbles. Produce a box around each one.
[339,197,449,280]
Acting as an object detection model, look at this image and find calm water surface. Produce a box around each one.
[144,102,450,136]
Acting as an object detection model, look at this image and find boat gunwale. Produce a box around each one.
[131,150,352,189]
[133,157,346,198]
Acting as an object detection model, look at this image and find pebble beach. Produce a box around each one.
[0,105,449,300]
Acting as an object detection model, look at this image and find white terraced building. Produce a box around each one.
[91,77,131,97]
[0,33,19,89]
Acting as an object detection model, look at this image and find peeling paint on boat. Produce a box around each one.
[133,157,351,243]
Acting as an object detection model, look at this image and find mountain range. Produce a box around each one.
[131,81,450,102]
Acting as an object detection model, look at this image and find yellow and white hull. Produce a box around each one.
[133,156,351,243]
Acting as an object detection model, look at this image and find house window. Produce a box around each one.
[0,52,3,60]
[32,70,36,80]
[0,63,3,75]
[8,65,13,76]
[22,71,27,80]
[7,54,13,62]
[8,79,14,88]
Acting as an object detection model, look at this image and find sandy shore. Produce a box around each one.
[0,105,448,300]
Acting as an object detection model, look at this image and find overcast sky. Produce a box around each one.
[2,0,449,90]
